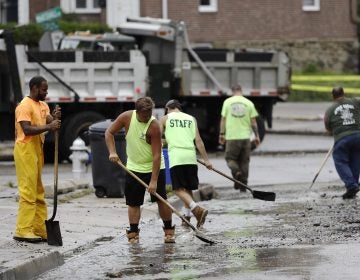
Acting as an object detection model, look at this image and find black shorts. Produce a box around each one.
[125,169,167,206]
[170,164,199,191]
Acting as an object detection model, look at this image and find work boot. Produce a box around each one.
[13,232,42,243]
[163,226,175,243]
[342,186,360,199]
[192,206,208,228]
[181,215,191,228]
[235,171,247,192]
[126,229,139,244]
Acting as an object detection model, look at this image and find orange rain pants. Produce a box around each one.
[14,135,47,237]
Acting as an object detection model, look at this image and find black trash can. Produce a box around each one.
[89,119,126,198]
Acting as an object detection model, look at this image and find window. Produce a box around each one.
[76,0,86,8]
[75,0,101,13]
[302,0,320,12]
[198,0,218,13]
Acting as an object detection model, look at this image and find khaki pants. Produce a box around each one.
[14,138,47,237]
[224,139,251,186]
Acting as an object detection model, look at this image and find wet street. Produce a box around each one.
[2,102,360,279]
[36,176,360,280]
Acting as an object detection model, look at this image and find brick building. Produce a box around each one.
[141,0,359,73]
[9,0,360,72]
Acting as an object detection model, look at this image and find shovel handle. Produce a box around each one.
[50,105,60,221]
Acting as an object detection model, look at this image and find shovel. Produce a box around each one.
[115,160,216,245]
[197,159,276,201]
[45,119,63,246]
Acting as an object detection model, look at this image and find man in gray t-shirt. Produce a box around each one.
[324,87,360,199]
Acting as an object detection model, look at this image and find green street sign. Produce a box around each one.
[36,7,62,31]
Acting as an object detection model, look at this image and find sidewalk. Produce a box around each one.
[0,165,214,280]
[0,176,209,280]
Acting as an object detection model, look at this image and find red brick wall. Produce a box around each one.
[140,0,357,43]
[140,0,162,18]
[30,0,60,22]
[29,0,103,24]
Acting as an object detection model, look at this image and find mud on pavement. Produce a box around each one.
[35,180,360,280]
[219,181,360,249]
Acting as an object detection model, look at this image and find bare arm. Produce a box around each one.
[105,111,130,162]
[20,121,60,136]
[323,114,332,135]
[251,117,260,147]
[194,120,212,169]
[159,115,167,134]
[21,106,61,136]
[219,116,226,145]
[159,115,168,146]
[46,105,61,124]
[147,120,162,193]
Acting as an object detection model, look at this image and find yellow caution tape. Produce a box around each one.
[292,75,360,81]
[291,84,360,95]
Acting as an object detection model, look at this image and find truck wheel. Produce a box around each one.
[61,111,105,161]
[251,116,266,150]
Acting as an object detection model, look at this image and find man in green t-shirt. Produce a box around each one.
[219,84,260,192]
[324,87,360,199]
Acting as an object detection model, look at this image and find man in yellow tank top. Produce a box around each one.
[105,97,175,243]
[160,99,212,228]
[13,76,61,243]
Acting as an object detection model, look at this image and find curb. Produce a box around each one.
[266,129,327,136]
[273,116,323,121]
[0,251,64,280]
[252,149,330,156]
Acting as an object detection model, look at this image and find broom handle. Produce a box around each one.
[197,159,252,192]
[309,145,333,189]
[115,160,197,231]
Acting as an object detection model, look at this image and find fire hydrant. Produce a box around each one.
[69,137,90,179]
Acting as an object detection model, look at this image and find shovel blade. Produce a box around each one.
[45,220,63,246]
[252,190,276,201]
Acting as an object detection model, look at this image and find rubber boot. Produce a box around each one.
[163,226,175,243]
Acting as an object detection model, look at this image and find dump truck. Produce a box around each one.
[0,17,291,162]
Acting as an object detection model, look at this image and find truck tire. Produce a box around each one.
[61,111,105,162]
